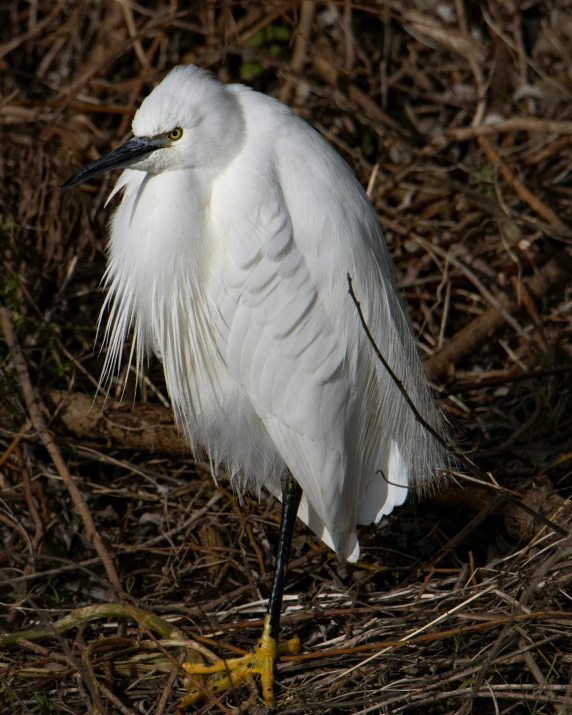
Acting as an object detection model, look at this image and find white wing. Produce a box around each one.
[211,177,359,559]
[210,92,446,561]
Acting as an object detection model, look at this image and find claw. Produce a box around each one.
[179,616,300,709]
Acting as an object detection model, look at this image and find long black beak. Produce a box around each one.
[60,136,166,191]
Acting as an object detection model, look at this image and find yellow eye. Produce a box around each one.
[168,127,183,141]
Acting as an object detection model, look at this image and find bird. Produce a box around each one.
[61,64,447,708]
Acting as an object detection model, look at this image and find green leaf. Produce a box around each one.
[272,25,290,41]
[240,61,263,81]
[247,30,265,48]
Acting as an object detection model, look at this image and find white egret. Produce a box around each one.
[61,65,446,706]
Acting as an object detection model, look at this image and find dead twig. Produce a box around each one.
[477,135,566,231]
[0,307,121,591]
[279,1,316,104]
[434,117,572,146]
[424,257,571,379]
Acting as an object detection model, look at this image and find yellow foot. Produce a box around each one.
[180,617,300,709]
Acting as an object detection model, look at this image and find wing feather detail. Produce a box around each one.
[215,189,356,550]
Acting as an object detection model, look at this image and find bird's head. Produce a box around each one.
[61,65,245,191]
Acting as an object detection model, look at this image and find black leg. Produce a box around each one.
[266,475,302,640]
[181,474,303,707]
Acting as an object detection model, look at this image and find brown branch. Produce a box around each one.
[0,308,121,590]
[424,257,571,380]
[512,275,549,353]
[0,0,66,60]
[18,447,44,556]
[436,117,572,145]
[477,135,566,230]
[281,610,563,662]
[347,84,406,134]
[47,389,191,456]
[278,1,316,104]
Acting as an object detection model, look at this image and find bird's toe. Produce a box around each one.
[179,631,300,709]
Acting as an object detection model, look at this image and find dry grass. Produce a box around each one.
[1,2,572,714]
